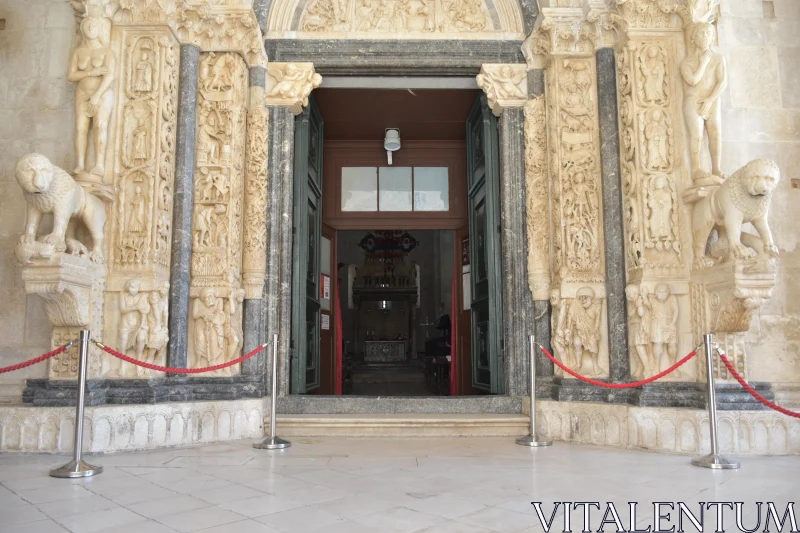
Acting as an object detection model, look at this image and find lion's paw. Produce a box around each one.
[764,243,779,258]
[693,256,715,269]
[729,244,756,260]
[89,249,105,264]
[41,233,67,252]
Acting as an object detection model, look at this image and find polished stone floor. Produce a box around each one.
[0,438,796,533]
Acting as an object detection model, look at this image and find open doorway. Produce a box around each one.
[291,87,504,397]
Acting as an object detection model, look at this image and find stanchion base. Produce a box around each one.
[253,436,291,450]
[49,459,103,478]
[690,453,740,470]
[516,434,552,447]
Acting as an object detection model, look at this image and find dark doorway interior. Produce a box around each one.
[338,230,454,396]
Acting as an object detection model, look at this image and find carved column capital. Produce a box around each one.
[265,63,323,115]
[476,64,528,117]
[587,8,628,50]
[522,8,596,68]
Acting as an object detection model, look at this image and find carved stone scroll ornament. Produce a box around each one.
[524,96,550,300]
[265,63,323,115]
[476,64,528,117]
[243,106,269,299]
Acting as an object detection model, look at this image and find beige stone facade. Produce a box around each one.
[0,0,798,453]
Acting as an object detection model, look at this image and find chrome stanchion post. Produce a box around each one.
[254,334,291,450]
[516,335,552,447]
[691,333,739,470]
[50,330,103,478]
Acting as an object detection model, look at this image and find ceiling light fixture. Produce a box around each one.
[384,128,400,165]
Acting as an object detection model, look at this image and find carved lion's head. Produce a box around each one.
[15,153,55,195]
[737,158,780,198]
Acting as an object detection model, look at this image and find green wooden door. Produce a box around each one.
[291,97,324,393]
[466,95,504,394]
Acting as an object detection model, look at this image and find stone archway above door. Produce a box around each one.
[265,0,526,40]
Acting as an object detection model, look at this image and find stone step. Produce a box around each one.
[271,413,530,437]
[352,372,426,383]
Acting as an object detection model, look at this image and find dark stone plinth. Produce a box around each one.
[265,39,524,76]
[23,376,265,407]
[595,47,630,384]
[498,107,531,397]
[168,44,200,373]
[628,382,706,409]
[276,395,524,414]
[555,378,610,403]
[713,383,775,411]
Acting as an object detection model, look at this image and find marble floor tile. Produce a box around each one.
[156,506,246,533]
[0,437,796,533]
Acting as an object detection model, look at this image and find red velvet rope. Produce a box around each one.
[96,341,266,374]
[718,352,800,419]
[539,345,697,389]
[0,343,72,374]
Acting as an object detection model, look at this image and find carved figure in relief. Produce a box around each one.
[224,286,245,363]
[639,44,666,104]
[128,185,146,233]
[564,287,602,376]
[692,159,780,267]
[550,289,573,367]
[680,22,727,180]
[145,281,169,366]
[14,153,107,263]
[69,16,115,178]
[132,123,148,163]
[643,108,669,171]
[444,0,487,31]
[648,284,678,373]
[201,53,234,93]
[135,50,154,93]
[648,175,672,241]
[267,64,308,100]
[626,284,651,377]
[117,279,150,376]
[194,205,215,248]
[193,288,226,367]
[198,109,225,164]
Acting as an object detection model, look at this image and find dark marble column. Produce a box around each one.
[498,107,531,397]
[526,69,554,393]
[266,107,294,396]
[252,0,271,35]
[242,66,268,379]
[167,44,200,373]
[596,47,630,396]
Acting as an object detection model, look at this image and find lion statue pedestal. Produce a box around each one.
[13,153,109,379]
[685,159,780,387]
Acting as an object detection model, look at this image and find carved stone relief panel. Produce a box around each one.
[188,51,249,376]
[546,57,604,286]
[101,27,179,379]
[298,0,501,35]
[243,106,270,300]
[550,284,609,379]
[476,64,527,117]
[265,63,323,114]
[524,96,550,300]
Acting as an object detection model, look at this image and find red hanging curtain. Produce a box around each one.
[449,265,457,397]
[335,282,343,395]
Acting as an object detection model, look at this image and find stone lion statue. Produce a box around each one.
[15,153,106,263]
[692,158,780,268]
